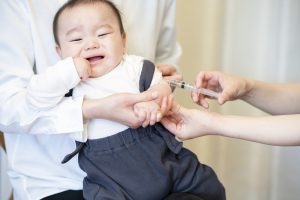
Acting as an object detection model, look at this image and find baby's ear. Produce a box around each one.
[55,45,62,58]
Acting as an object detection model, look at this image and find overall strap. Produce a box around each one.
[61,142,85,164]
[64,89,73,97]
[139,60,155,92]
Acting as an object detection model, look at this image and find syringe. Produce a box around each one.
[167,80,220,98]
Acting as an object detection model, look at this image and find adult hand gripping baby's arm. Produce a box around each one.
[82,92,159,128]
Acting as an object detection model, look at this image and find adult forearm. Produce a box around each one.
[242,80,300,115]
[213,113,300,146]
[82,92,160,128]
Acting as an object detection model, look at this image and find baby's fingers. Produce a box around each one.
[142,111,150,128]
[149,111,158,126]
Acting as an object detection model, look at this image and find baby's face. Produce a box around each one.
[56,2,126,78]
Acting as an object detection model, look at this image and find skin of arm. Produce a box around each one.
[161,103,300,146]
[134,80,172,127]
[82,92,160,128]
[214,113,300,146]
[182,71,300,145]
[242,80,300,115]
[193,71,300,115]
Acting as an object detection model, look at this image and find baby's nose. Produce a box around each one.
[85,39,100,50]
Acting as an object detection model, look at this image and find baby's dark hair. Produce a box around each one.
[53,0,124,45]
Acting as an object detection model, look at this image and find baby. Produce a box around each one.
[46,0,226,199]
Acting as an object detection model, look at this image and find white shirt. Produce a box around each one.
[0,0,181,199]
[74,55,162,140]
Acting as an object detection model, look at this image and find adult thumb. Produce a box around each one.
[130,91,159,104]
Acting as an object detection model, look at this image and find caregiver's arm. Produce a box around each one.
[240,81,300,115]
[213,113,300,146]
[83,92,159,129]
[194,71,300,115]
[162,104,300,146]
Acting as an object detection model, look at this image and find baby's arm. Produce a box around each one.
[134,81,172,127]
[27,57,90,110]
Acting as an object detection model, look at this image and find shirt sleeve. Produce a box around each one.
[151,67,163,86]
[155,0,182,70]
[27,57,80,110]
[0,1,84,134]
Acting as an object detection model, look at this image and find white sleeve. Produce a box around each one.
[151,67,163,86]
[0,1,84,134]
[27,57,80,110]
[155,0,182,70]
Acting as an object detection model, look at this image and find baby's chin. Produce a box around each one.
[89,65,116,78]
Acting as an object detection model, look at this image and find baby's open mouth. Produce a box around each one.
[87,56,104,63]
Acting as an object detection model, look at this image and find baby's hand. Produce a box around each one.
[73,57,92,81]
[134,101,162,127]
